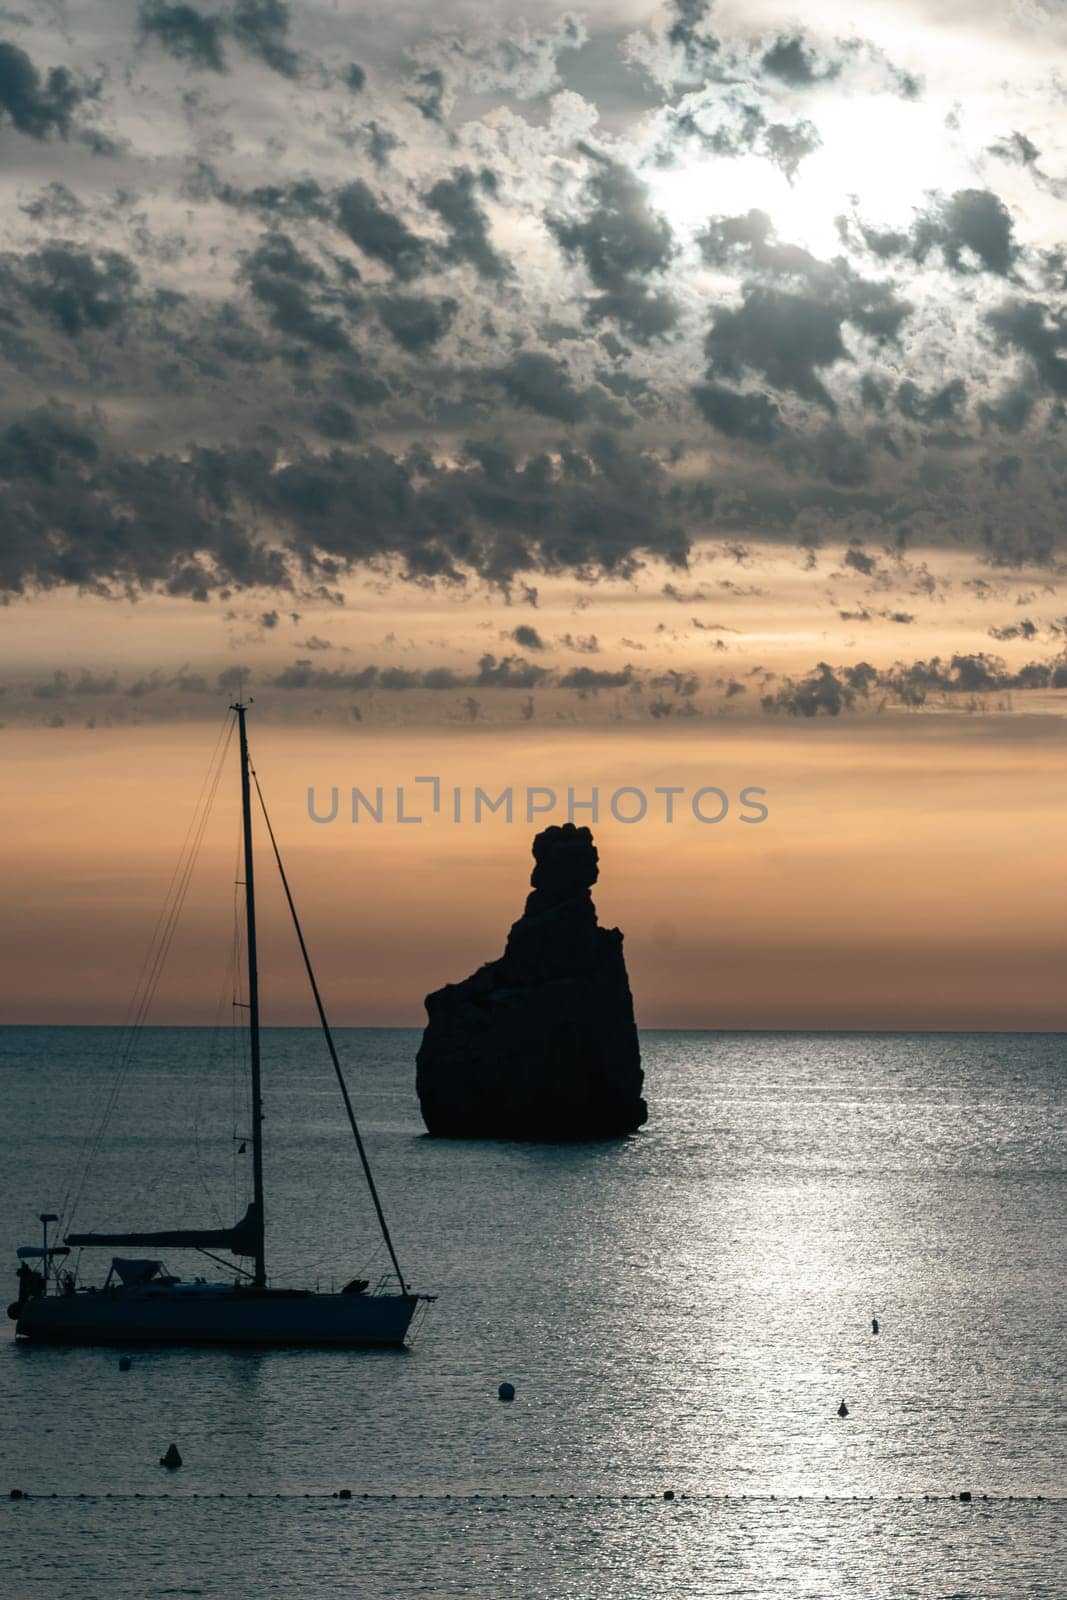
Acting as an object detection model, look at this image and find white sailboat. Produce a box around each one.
[10,702,431,1348]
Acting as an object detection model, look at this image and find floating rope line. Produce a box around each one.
[5,1489,1052,1504]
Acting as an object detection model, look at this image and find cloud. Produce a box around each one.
[986,299,1067,398]
[761,660,860,717]
[705,288,850,410]
[762,649,1067,715]
[760,34,841,87]
[335,181,429,281]
[853,189,1019,278]
[139,3,228,74]
[510,624,544,650]
[378,294,457,351]
[231,0,299,79]
[0,410,697,597]
[694,214,910,426]
[139,0,299,78]
[498,351,589,422]
[2,1,1066,612]
[0,40,84,139]
[425,167,509,281]
[762,120,821,184]
[24,246,138,335]
[988,130,1040,168]
[409,13,587,104]
[239,232,349,350]
[989,618,1038,640]
[548,148,678,341]
[692,382,781,442]
[557,664,634,692]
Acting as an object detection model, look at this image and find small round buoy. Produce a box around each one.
[871,1318,879,1335]
[9,1488,25,1500]
[160,1443,183,1469]
[498,1382,516,1402]
[119,1356,132,1372]
[837,1400,849,1418]
[663,1489,675,1501]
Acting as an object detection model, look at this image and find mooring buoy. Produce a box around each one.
[498,1382,516,1401]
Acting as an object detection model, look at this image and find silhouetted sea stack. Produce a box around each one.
[416,824,647,1139]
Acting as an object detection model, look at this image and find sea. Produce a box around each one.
[0,1026,1064,1598]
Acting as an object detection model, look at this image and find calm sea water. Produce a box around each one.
[0,1026,1064,1597]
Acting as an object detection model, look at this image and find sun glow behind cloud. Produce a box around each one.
[646,94,973,258]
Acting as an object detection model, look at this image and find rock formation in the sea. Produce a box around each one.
[416,823,646,1139]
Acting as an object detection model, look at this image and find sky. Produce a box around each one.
[2,1,1066,1026]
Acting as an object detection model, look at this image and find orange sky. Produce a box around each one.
[4,714,1065,1029]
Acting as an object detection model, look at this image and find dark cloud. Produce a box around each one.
[231,0,299,79]
[696,214,909,423]
[548,150,678,341]
[853,188,1019,278]
[240,232,349,350]
[498,351,589,422]
[475,652,549,687]
[24,246,138,335]
[334,360,389,408]
[986,300,1067,398]
[140,0,298,79]
[0,407,99,484]
[762,649,1067,715]
[762,120,821,183]
[406,68,448,126]
[692,382,781,442]
[19,182,85,222]
[425,168,509,282]
[557,664,635,692]
[335,181,428,281]
[761,660,859,717]
[2,4,1064,607]
[378,293,457,351]
[312,402,357,439]
[917,189,1018,277]
[510,624,544,651]
[0,414,697,598]
[760,34,840,87]
[30,668,120,699]
[139,3,227,74]
[896,377,966,423]
[842,546,878,575]
[0,40,84,139]
[988,131,1040,168]
[705,288,849,410]
[988,618,1038,641]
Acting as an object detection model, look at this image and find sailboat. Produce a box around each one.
[10,702,430,1348]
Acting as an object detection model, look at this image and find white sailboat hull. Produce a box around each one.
[16,1287,420,1348]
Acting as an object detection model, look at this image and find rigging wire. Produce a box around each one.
[249,764,410,1295]
[60,712,235,1239]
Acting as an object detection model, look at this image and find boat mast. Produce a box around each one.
[233,701,267,1287]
